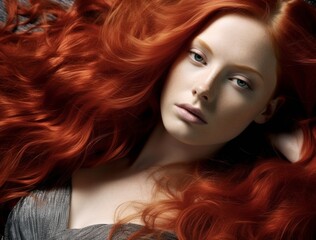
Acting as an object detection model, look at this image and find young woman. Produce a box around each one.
[1,0,315,239]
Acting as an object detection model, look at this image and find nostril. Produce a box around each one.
[192,89,209,101]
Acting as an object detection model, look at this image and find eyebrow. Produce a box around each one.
[194,37,264,81]
[195,38,213,55]
[232,64,264,81]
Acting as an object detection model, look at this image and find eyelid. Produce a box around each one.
[229,75,253,90]
[189,48,207,65]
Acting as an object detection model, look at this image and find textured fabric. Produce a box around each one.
[4,184,178,239]
[0,0,5,23]
[0,0,74,30]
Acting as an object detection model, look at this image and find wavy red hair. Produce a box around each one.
[1,0,316,239]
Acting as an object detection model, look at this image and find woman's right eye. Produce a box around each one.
[189,50,207,65]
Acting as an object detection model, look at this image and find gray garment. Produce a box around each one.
[4,184,177,239]
[0,0,74,27]
[0,0,5,23]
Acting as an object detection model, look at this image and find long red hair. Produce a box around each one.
[1,0,316,239]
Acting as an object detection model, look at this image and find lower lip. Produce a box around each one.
[175,106,207,125]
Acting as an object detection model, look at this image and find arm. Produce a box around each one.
[270,129,303,163]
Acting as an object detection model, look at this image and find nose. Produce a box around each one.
[192,87,210,101]
[192,69,221,102]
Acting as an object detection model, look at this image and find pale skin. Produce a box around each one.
[270,129,303,163]
[69,14,301,229]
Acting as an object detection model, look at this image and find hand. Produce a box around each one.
[269,129,303,163]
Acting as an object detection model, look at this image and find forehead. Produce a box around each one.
[195,14,277,80]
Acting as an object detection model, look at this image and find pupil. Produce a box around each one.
[195,54,202,61]
[238,80,245,86]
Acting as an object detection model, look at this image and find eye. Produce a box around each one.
[189,50,207,65]
[229,77,252,90]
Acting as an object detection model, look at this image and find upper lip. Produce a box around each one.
[175,103,208,124]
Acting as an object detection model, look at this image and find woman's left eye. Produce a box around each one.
[229,78,252,90]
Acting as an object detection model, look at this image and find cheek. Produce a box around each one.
[207,103,263,142]
[161,80,176,101]
[162,58,192,94]
[161,70,187,106]
[215,116,251,140]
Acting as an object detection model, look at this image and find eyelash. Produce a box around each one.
[189,50,207,65]
[228,77,252,90]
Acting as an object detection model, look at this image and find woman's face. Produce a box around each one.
[160,14,278,147]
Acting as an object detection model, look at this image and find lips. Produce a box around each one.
[175,104,208,124]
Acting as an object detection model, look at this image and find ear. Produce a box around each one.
[254,96,285,124]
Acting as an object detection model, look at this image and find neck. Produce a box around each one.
[130,122,223,171]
